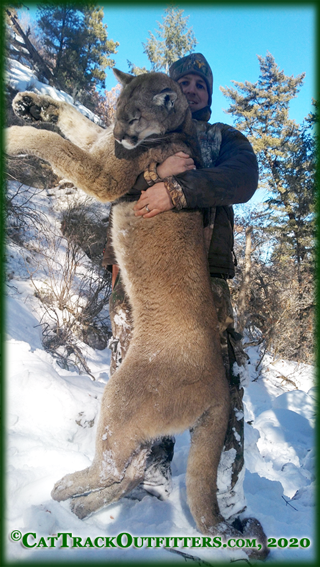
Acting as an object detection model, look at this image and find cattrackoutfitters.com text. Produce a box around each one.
[14,531,265,551]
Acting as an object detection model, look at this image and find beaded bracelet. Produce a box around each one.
[164,177,187,210]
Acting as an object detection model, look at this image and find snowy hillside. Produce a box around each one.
[5,58,316,564]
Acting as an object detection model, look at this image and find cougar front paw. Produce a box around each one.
[12,92,59,123]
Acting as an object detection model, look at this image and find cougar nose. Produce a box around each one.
[113,122,123,142]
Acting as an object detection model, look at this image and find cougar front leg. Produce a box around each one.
[12,91,102,149]
[139,142,191,172]
[6,126,126,202]
[12,91,61,124]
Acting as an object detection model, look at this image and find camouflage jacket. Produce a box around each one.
[103,121,258,278]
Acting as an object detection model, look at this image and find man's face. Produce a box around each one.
[177,73,209,112]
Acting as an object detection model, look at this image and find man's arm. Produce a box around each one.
[173,125,259,208]
[127,152,196,197]
[131,153,195,218]
[134,126,258,217]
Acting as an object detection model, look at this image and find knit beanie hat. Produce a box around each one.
[169,53,213,108]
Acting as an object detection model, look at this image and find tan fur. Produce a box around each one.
[6,71,238,537]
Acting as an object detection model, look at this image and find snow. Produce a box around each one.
[5,197,316,567]
[5,59,316,564]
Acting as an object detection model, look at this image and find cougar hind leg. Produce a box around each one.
[52,361,157,504]
[51,419,147,503]
[70,446,151,519]
[186,398,240,537]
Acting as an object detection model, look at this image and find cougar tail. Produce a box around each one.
[186,399,231,534]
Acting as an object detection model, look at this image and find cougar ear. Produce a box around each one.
[113,69,134,86]
[153,88,178,109]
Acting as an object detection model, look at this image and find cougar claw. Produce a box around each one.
[13,95,39,121]
[12,93,59,123]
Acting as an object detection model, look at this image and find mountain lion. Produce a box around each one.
[6,70,263,551]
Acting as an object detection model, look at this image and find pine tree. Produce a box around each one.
[126,60,148,76]
[220,52,305,187]
[267,116,315,360]
[221,53,315,361]
[144,7,197,73]
[36,5,79,78]
[72,6,119,104]
[129,7,197,75]
[36,4,119,103]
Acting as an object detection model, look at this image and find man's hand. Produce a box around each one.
[157,151,195,179]
[133,151,195,218]
[133,184,173,218]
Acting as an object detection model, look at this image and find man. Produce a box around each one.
[103,53,258,524]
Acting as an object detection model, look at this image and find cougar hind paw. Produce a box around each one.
[69,484,122,519]
[12,92,59,123]
[51,467,104,502]
[69,472,145,519]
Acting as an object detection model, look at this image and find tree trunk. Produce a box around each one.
[238,226,252,334]
[6,8,61,89]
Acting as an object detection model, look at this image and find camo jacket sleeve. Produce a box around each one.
[172,123,259,208]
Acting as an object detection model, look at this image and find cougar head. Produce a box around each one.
[112,69,190,150]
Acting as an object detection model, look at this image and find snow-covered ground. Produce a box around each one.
[5,55,316,564]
